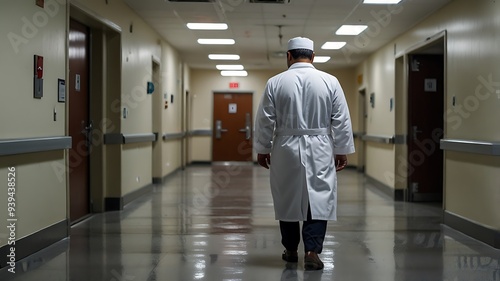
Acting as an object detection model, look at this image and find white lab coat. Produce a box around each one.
[254,62,355,221]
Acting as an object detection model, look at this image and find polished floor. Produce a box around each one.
[2,165,500,281]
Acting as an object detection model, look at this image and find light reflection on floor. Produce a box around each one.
[1,165,499,281]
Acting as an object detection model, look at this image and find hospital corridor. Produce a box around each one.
[2,0,500,280]
[1,165,499,281]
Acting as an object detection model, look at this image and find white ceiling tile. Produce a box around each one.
[123,0,452,70]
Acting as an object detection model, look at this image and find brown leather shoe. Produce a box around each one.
[282,250,298,263]
[304,251,324,270]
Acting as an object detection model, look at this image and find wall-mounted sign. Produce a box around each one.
[424,78,437,92]
[229,103,237,113]
[229,82,239,89]
[58,79,65,102]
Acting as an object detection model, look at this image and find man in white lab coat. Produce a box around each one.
[254,37,355,270]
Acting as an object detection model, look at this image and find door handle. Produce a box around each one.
[215,120,228,139]
[238,126,251,140]
[238,113,252,140]
[412,125,422,141]
[79,120,94,150]
[85,120,93,132]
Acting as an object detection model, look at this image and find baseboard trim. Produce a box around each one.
[443,211,500,249]
[0,238,69,278]
[0,220,68,268]
[189,161,212,165]
[152,167,183,184]
[366,174,405,201]
[105,183,155,211]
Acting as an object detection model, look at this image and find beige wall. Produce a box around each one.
[1,0,67,139]
[189,69,280,162]
[72,0,159,196]
[329,68,359,167]
[356,43,398,187]
[0,0,68,248]
[0,0,188,253]
[2,0,499,256]
[355,0,500,229]
[188,67,357,163]
[160,42,184,176]
[72,0,187,194]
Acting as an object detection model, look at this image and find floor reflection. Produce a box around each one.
[1,166,499,281]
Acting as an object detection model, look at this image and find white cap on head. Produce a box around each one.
[287,37,314,51]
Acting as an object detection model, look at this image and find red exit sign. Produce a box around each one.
[229,82,239,89]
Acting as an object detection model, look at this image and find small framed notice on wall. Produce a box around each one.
[229,103,237,113]
[58,79,66,102]
[424,78,437,92]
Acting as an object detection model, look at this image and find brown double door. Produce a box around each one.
[68,19,91,222]
[212,93,253,162]
[407,54,444,202]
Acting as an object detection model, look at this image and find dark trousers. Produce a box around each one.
[279,206,328,253]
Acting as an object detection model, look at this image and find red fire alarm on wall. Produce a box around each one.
[34,55,44,98]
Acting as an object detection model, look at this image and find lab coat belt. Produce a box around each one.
[275,128,330,136]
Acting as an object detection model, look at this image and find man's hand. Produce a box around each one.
[258,153,271,169]
[335,155,348,171]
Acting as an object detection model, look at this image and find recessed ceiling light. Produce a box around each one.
[336,25,368,35]
[321,42,347,50]
[313,56,331,63]
[187,23,228,30]
[209,54,240,60]
[216,65,244,70]
[221,70,248,77]
[197,39,235,45]
[363,0,402,4]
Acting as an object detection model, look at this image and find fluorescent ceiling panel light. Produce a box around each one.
[197,39,235,45]
[216,65,244,70]
[187,23,228,30]
[209,54,240,60]
[321,42,347,50]
[221,70,248,77]
[313,56,331,63]
[336,25,368,35]
[363,0,402,4]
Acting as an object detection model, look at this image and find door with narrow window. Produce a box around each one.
[69,19,91,222]
[212,92,253,162]
[407,54,444,202]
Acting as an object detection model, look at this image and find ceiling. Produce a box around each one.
[123,0,452,71]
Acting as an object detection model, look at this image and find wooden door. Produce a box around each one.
[407,54,444,202]
[69,19,91,222]
[212,93,253,162]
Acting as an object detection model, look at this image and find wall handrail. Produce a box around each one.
[188,129,212,136]
[103,133,157,144]
[361,134,395,144]
[440,139,500,156]
[0,136,72,156]
[163,132,186,140]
